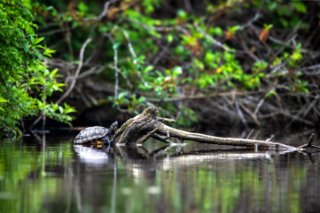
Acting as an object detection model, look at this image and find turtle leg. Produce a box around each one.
[102,143,111,153]
[101,136,112,153]
[101,136,111,145]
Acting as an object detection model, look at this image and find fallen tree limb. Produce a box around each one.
[112,107,319,152]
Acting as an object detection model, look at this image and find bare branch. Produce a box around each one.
[195,24,234,52]
[105,35,120,99]
[57,38,92,104]
[84,0,117,22]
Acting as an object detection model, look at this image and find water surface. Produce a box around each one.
[0,131,319,213]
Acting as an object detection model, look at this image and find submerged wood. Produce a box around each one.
[112,107,312,152]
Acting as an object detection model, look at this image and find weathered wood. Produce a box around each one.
[157,123,297,151]
[113,107,160,144]
[113,107,317,152]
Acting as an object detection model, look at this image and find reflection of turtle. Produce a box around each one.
[73,121,118,148]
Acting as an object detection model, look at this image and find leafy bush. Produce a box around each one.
[0,0,74,137]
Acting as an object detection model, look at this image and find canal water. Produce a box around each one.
[0,130,319,213]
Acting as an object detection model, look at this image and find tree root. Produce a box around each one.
[113,107,320,152]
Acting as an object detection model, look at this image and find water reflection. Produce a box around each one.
[0,133,319,213]
[74,145,110,165]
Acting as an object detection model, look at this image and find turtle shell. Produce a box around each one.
[74,126,110,144]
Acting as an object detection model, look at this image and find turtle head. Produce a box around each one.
[109,121,118,135]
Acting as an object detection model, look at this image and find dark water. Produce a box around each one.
[0,131,320,213]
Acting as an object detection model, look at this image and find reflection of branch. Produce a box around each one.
[110,160,117,213]
[57,38,92,104]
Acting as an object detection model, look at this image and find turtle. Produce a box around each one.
[74,121,118,148]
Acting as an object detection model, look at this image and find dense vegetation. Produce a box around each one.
[1,0,320,136]
[0,0,74,137]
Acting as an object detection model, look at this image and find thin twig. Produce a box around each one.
[157,117,176,123]
[239,12,261,29]
[106,34,120,99]
[84,0,117,21]
[57,38,92,104]
[298,133,320,151]
[123,30,137,59]
[195,24,234,52]
[122,30,148,87]
[113,42,119,99]
[147,91,260,102]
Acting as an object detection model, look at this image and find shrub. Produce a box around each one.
[0,0,74,137]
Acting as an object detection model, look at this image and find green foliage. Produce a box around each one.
[263,0,307,28]
[33,0,313,127]
[0,0,74,137]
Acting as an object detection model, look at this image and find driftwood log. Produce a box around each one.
[113,107,319,152]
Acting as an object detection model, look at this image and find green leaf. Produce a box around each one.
[209,27,223,37]
[113,43,120,50]
[177,10,187,20]
[167,34,174,43]
[228,25,240,33]
[266,90,277,98]
[138,96,146,103]
[144,65,154,73]
[0,98,7,103]
[293,2,307,13]
[34,37,44,45]
[43,48,56,57]
[172,66,183,76]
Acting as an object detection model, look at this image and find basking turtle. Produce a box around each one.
[74,121,118,148]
